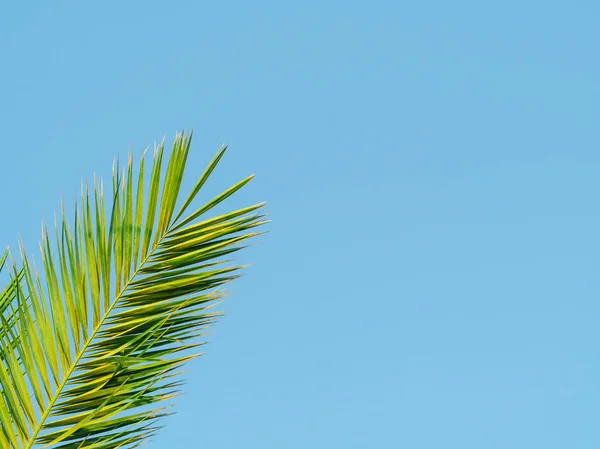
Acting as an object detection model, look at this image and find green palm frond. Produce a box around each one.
[0,132,266,449]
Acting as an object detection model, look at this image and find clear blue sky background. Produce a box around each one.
[1,1,599,448]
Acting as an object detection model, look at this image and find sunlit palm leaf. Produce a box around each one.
[0,132,266,449]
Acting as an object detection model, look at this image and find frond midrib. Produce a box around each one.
[25,231,169,449]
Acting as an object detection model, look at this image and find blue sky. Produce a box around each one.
[1,1,599,448]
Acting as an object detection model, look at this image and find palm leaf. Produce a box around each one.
[0,132,267,449]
